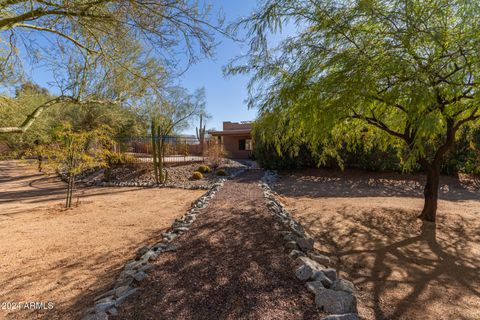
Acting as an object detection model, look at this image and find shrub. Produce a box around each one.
[204,143,228,170]
[216,169,227,176]
[197,165,211,173]
[107,152,136,165]
[192,171,203,180]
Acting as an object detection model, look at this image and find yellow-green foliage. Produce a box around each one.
[216,169,227,176]
[107,152,136,165]
[192,171,203,180]
[197,165,211,173]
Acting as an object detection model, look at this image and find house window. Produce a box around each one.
[239,139,252,151]
[239,139,246,150]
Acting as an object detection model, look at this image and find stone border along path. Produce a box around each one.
[81,169,246,320]
[82,168,357,320]
[261,171,359,320]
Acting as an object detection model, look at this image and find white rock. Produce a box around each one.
[115,288,138,307]
[332,279,355,294]
[321,313,359,320]
[314,271,333,288]
[322,268,337,282]
[315,289,357,314]
[307,252,331,266]
[133,271,148,282]
[297,237,314,251]
[295,256,325,281]
[94,297,115,312]
[306,280,325,295]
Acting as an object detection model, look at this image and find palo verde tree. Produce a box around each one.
[145,87,201,184]
[36,123,113,208]
[0,0,222,133]
[230,0,480,223]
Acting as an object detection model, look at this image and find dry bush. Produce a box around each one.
[204,143,228,170]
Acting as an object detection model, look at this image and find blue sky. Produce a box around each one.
[20,0,292,134]
[177,0,259,133]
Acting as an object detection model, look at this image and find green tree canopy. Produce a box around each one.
[0,0,222,133]
[230,0,480,222]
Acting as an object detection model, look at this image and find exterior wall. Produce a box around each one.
[223,135,252,159]
[223,121,253,131]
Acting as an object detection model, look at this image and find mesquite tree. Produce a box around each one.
[230,0,480,223]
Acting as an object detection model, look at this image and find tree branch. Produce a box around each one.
[351,112,407,141]
[14,23,98,53]
[0,96,121,134]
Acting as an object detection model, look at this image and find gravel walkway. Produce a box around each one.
[114,170,321,319]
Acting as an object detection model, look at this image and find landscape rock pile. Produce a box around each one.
[261,170,359,320]
[72,161,247,190]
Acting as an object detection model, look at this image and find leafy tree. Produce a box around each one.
[0,82,145,151]
[0,0,223,133]
[230,0,480,222]
[36,123,113,207]
[0,82,61,150]
[144,87,201,184]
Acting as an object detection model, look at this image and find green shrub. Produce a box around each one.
[107,152,136,165]
[216,169,227,176]
[197,165,211,173]
[192,171,203,180]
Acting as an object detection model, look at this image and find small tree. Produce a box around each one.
[146,87,200,184]
[37,123,113,207]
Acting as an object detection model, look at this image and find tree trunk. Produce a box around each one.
[151,122,159,184]
[419,164,440,223]
[66,173,74,208]
[157,127,164,183]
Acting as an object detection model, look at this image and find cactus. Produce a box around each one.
[151,121,168,184]
[196,114,206,156]
[197,165,211,173]
[151,121,159,183]
[192,171,203,180]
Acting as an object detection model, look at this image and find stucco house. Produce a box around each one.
[209,121,253,159]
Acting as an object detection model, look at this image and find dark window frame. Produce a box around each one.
[238,139,246,150]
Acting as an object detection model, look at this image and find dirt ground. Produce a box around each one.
[274,168,480,320]
[0,160,205,320]
[115,170,322,320]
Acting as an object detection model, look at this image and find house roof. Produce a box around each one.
[209,129,252,136]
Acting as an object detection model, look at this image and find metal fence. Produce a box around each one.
[116,135,215,165]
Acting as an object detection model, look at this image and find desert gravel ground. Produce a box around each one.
[0,160,205,320]
[274,168,480,320]
[115,170,322,320]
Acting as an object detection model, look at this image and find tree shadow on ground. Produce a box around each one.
[292,201,480,320]
[0,172,146,217]
[275,168,480,201]
[0,226,171,320]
